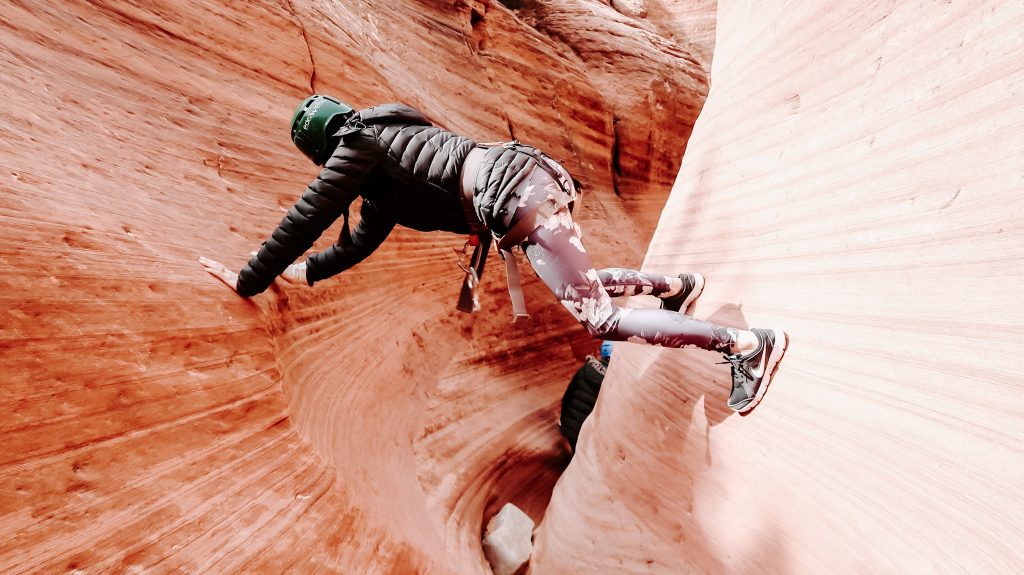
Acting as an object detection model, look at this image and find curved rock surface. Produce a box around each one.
[3,0,1022,574]
[0,1,703,573]
[536,1,1024,573]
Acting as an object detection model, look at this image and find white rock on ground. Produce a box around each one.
[481,503,535,575]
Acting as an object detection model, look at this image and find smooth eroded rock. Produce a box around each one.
[0,1,702,573]
[481,503,535,575]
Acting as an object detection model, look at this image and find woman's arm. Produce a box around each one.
[230,145,377,297]
[304,198,395,284]
[199,254,307,293]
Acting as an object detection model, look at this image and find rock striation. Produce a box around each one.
[3,0,1022,573]
[0,1,702,573]
[534,1,1024,573]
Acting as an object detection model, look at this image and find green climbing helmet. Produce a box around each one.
[290,95,354,165]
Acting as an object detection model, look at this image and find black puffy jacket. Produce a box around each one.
[236,104,560,297]
[236,104,471,296]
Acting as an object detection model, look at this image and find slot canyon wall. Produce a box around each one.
[536,0,1024,573]
[0,0,707,573]
[2,0,1022,574]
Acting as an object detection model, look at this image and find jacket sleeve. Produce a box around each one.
[304,198,395,284]
[236,144,376,297]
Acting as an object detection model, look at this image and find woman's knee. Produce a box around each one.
[583,319,617,338]
[562,297,624,338]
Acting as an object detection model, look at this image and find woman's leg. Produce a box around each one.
[597,268,705,315]
[521,208,736,352]
[500,155,787,412]
[502,164,687,301]
[597,268,676,298]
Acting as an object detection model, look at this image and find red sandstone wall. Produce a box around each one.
[534,1,1024,573]
[0,1,703,573]
[8,1,1019,574]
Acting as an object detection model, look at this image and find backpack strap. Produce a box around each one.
[334,104,433,140]
[456,147,492,314]
[498,247,529,321]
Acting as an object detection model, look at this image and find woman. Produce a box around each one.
[200,95,787,412]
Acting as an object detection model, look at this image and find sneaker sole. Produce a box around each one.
[735,329,788,414]
[680,273,705,313]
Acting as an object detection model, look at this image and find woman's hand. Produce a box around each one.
[201,254,306,294]
[280,262,307,285]
[199,256,240,293]
[248,251,307,285]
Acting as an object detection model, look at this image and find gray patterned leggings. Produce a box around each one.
[510,162,735,353]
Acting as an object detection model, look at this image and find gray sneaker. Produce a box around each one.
[722,328,788,412]
[659,273,705,313]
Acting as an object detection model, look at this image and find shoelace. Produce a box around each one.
[718,354,750,387]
